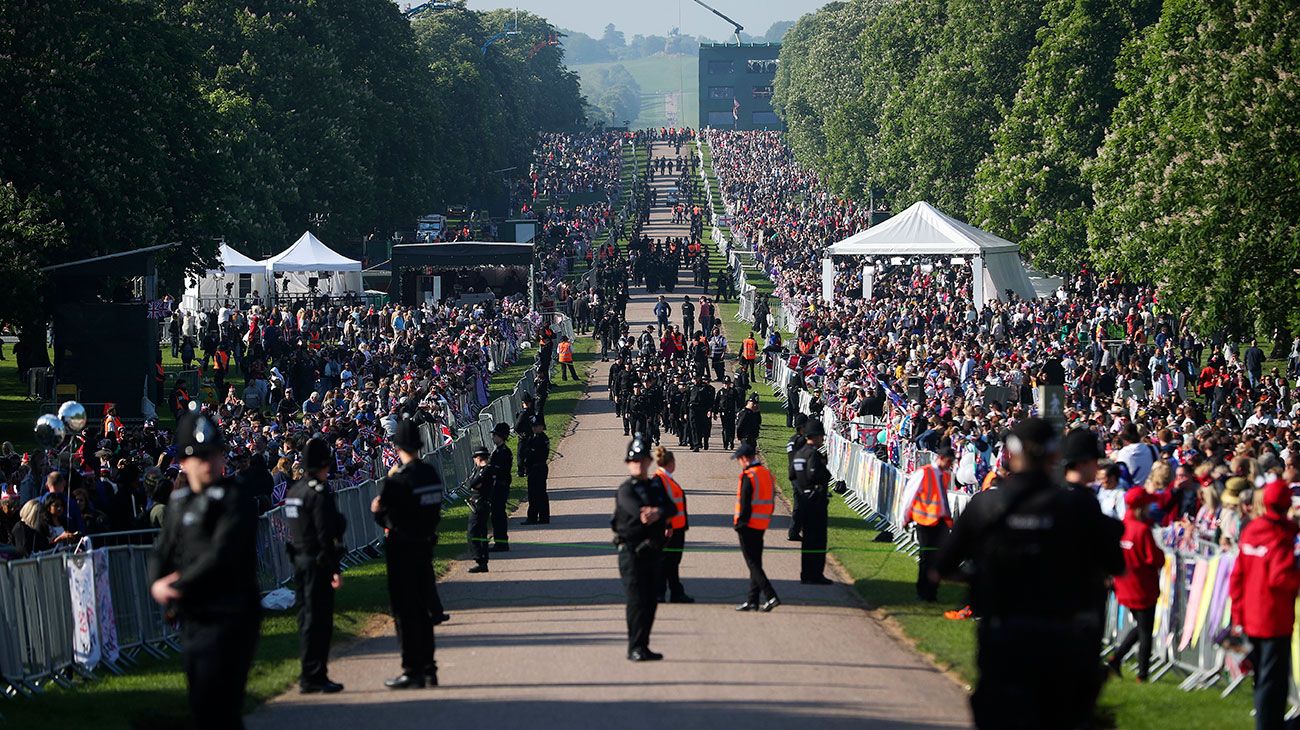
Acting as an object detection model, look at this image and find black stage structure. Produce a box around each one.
[389,242,535,308]
[42,243,177,419]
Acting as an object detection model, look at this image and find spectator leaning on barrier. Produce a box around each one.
[1228,475,1300,730]
[1108,488,1165,683]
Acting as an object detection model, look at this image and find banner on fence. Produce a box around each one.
[68,553,100,670]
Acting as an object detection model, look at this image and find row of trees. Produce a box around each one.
[586,66,644,127]
[562,21,793,65]
[0,0,584,331]
[772,0,1300,336]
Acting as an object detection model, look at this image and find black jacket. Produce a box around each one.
[792,444,831,502]
[149,477,260,619]
[736,408,761,441]
[933,472,1124,622]
[611,475,677,548]
[285,477,347,574]
[373,459,443,544]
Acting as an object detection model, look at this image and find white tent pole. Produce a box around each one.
[862,258,874,300]
[821,257,834,304]
[971,255,985,310]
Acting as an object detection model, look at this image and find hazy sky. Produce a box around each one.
[458,0,829,39]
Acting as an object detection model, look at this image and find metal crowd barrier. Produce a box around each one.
[0,313,574,698]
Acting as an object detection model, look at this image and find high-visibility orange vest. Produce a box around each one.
[557,341,573,363]
[214,350,230,372]
[103,414,122,434]
[734,464,775,530]
[657,467,687,530]
[742,338,757,360]
[910,465,953,527]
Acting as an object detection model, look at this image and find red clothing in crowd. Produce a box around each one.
[1230,480,1300,638]
[1114,513,1164,610]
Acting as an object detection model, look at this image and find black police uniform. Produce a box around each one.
[465,458,497,569]
[513,402,534,476]
[736,406,761,448]
[687,381,715,450]
[612,448,677,658]
[792,442,832,583]
[285,475,347,689]
[717,385,739,449]
[489,440,513,548]
[522,419,550,523]
[149,425,260,729]
[373,456,444,685]
[786,429,805,541]
[934,469,1123,728]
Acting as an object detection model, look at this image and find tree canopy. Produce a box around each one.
[770,0,1300,336]
[0,0,585,329]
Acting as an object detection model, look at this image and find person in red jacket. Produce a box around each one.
[1229,477,1300,730]
[1106,488,1165,682]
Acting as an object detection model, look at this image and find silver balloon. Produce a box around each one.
[34,414,66,449]
[187,399,200,413]
[58,400,88,433]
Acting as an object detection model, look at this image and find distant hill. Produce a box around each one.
[574,54,699,128]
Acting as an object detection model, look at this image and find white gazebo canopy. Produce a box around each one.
[826,201,1035,306]
[212,242,266,274]
[264,231,362,272]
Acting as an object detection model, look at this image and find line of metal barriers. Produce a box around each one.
[760,315,1278,717]
[0,315,569,700]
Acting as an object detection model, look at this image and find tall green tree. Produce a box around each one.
[972,0,1160,271]
[868,0,1048,215]
[1088,0,1300,336]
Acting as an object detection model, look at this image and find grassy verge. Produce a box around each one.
[6,338,597,728]
[698,149,1254,730]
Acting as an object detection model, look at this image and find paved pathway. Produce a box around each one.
[248,142,971,730]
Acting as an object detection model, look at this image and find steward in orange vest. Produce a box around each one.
[557,336,577,381]
[732,443,779,612]
[654,451,694,604]
[901,446,957,602]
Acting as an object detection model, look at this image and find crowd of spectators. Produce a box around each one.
[705,129,1300,550]
[0,130,628,559]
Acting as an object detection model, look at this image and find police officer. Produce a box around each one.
[687,374,715,451]
[465,447,495,573]
[149,413,260,729]
[513,393,535,476]
[489,422,513,551]
[716,377,740,450]
[371,419,444,689]
[736,394,762,448]
[612,435,677,661]
[521,414,550,524]
[786,414,808,542]
[793,420,833,585]
[285,437,347,693]
[933,418,1123,729]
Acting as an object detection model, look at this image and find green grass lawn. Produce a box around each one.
[698,148,1256,729]
[7,338,598,727]
[573,54,698,128]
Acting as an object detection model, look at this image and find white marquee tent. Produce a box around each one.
[264,231,362,299]
[182,242,270,311]
[825,201,1036,307]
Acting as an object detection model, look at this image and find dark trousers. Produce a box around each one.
[684,317,694,336]
[560,362,578,380]
[800,498,828,580]
[490,482,510,545]
[737,526,774,603]
[1114,606,1155,679]
[658,528,687,599]
[294,558,334,683]
[467,505,490,565]
[741,357,756,380]
[712,355,725,381]
[1250,635,1291,730]
[181,613,260,730]
[386,539,435,675]
[619,543,661,651]
[690,411,711,448]
[720,415,736,448]
[788,489,804,540]
[527,465,550,521]
[914,523,948,601]
[973,621,1098,730]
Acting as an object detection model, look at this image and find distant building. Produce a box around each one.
[697,43,783,131]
